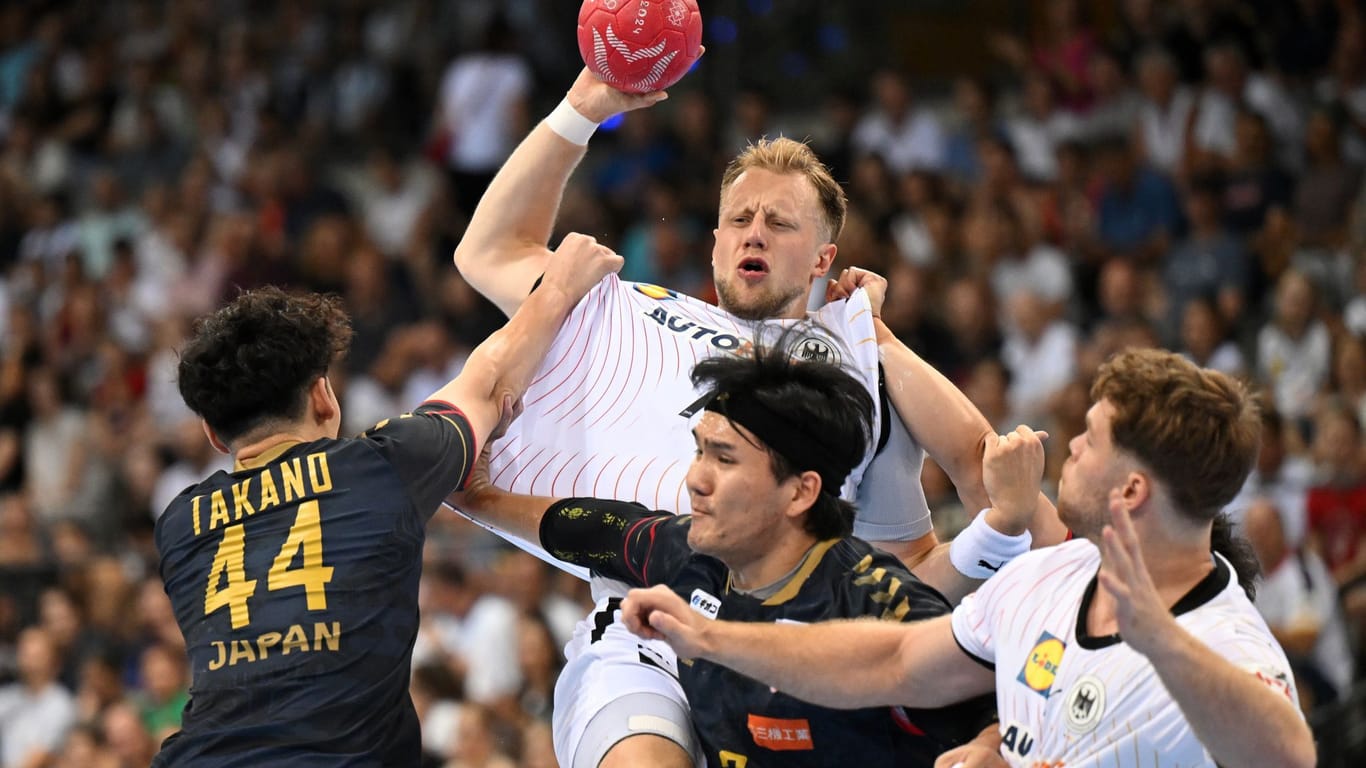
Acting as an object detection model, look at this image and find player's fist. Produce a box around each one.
[544,232,625,303]
[825,267,888,316]
[982,425,1047,535]
[621,585,709,658]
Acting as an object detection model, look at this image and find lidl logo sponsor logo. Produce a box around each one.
[1017,631,1065,698]
[633,283,679,301]
[1064,674,1106,734]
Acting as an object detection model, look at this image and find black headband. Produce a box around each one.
[703,390,850,496]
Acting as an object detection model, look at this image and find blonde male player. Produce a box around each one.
[449,69,1059,768]
[623,349,1316,768]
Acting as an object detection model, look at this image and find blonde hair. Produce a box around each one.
[720,137,847,243]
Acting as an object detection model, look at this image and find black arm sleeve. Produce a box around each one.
[359,401,476,522]
[539,498,693,587]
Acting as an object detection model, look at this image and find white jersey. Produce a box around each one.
[451,274,921,768]
[952,539,1299,768]
[461,274,890,585]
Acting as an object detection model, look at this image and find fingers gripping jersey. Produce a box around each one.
[152,403,476,767]
[456,275,892,580]
[950,539,1299,768]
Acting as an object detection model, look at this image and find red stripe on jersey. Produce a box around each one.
[508,447,549,490]
[593,456,619,498]
[490,440,535,487]
[526,287,604,408]
[556,289,621,423]
[419,400,478,465]
[551,452,582,497]
[613,456,640,500]
[528,450,563,495]
[592,301,642,431]
[622,515,657,584]
[528,285,597,390]
[889,707,926,736]
[633,456,658,504]
[655,459,681,510]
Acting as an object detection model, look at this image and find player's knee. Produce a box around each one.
[598,734,693,768]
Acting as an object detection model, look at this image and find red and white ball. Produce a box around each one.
[577,0,703,94]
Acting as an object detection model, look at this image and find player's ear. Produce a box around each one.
[201,420,230,455]
[813,243,837,278]
[787,470,822,519]
[310,376,339,425]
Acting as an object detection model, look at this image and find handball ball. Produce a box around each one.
[578,0,703,94]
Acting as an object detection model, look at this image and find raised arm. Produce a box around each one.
[619,585,994,710]
[433,233,623,445]
[453,69,664,316]
[1099,498,1316,768]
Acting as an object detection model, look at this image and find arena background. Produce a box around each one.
[0,0,1363,765]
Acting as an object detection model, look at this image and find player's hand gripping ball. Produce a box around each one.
[578,0,703,93]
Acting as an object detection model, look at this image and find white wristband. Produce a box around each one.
[949,508,1032,580]
[545,98,600,146]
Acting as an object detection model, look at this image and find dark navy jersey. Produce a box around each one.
[540,498,996,768]
[152,401,476,767]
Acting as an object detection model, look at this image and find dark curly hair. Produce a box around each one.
[177,287,352,444]
[690,327,874,540]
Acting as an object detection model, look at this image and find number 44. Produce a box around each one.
[205,500,334,629]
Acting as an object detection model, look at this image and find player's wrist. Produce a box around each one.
[949,508,1032,580]
[546,97,601,145]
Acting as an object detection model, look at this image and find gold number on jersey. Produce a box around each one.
[204,501,332,629]
[268,500,334,609]
[718,751,748,768]
[204,524,258,629]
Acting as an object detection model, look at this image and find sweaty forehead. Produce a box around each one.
[695,410,763,451]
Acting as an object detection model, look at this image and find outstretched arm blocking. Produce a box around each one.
[620,585,994,710]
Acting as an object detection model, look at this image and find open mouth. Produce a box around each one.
[737,257,769,277]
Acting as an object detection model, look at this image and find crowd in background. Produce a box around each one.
[0,0,1364,766]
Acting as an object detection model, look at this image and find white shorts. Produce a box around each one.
[553,595,703,768]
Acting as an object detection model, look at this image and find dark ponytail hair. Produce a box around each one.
[1211,512,1260,600]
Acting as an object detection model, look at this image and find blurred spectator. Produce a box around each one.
[942,77,999,189]
[1082,47,1143,142]
[1177,296,1245,377]
[134,643,187,743]
[0,627,76,768]
[432,14,530,218]
[100,699,155,768]
[444,703,516,768]
[1246,498,1355,708]
[1305,406,1366,585]
[1315,32,1366,165]
[412,562,521,707]
[1160,178,1247,342]
[1092,134,1182,264]
[990,0,1097,111]
[1221,108,1293,240]
[1135,46,1195,179]
[1257,270,1331,422]
[1293,106,1362,250]
[1004,69,1084,182]
[1192,43,1298,172]
[1001,290,1077,426]
[852,69,946,175]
